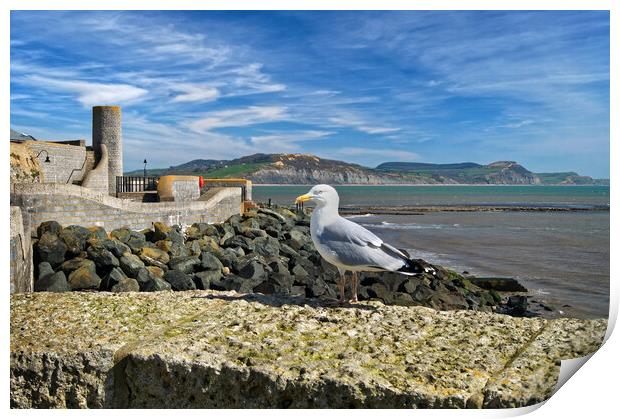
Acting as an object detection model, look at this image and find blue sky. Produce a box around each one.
[10,11,609,176]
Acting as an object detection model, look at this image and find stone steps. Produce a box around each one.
[10,291,607,408]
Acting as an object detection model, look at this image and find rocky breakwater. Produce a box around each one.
[31,207,532,316]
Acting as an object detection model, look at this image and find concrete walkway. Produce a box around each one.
[10,291,606,408]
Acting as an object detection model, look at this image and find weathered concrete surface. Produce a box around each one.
[10,291,606,409]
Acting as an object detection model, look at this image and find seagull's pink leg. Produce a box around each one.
[350,272,359,303]
[337,271,347,304]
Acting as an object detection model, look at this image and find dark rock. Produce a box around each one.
[169,256,201,274]
[100,267,127,291]
[367,283,391,302]
[111,276,140,292]
[110,228,131,243]
[253,236,280,257]
[168,229,185,245]
[126,233,148,253]
[37,262,55,282]
[411,285,434,303]
[212,274,261,293]
[60,258,95,275]
[469,277,528,292]
[265,226,281,239]
[217,224,235,245]
[392,292,415,305]
[194,270,222,290]
[37,221,62,238]
[306,279,330,298]
[185,240,202,257]
[35,271,70,292]
[429,292,469,310]
[223,236,255,252]
[146,266,165,278]
[287,229,311,251]
[507,295,528,316]
[67,263,101,290]
[214,249,237,268]
[197,237,221,254]
[291,264,309,280]
[164,270,196,291]
[35,232,67,268]
[142,275,172,292]
[139,246,170,266]
[87,244,119,268]
[169,242,190,259]
[185,226,202,240]
[101,239,130,258]
[238,259,266,280]
[119,252,146,277]
[145,222,172,242]
[60,225,92,255]
[201,253,223,271]
[258,208,287,223]
[239,227,268,239]
[88,226,108,241]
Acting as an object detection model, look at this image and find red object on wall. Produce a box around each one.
[198,176,204,188]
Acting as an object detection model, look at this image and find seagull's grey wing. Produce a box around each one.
[318,217,408,271]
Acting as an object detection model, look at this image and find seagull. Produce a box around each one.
[295,184,434,303]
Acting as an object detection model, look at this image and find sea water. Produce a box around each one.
[254,185,610,318]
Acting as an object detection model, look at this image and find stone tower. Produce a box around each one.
[92,106,122,195]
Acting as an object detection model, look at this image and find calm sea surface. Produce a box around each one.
[254,185,610,318]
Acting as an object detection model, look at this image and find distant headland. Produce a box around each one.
[125,153,610,186]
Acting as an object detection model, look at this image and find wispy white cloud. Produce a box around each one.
[22,75,148,107]
[328,114,401,135]
[170,84,220,103]
[188,106,289,133]
[249,130,333,151]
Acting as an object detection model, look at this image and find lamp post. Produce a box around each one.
[143,159,147,178]
[34,149,51,163]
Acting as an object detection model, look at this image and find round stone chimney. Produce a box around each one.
[92,106,122,195]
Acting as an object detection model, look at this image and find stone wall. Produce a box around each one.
[10,207,33,293]
[25,140,94,185]
[157,175,200,202]
[11,183,242,233]
[82,144,109,194]
[10,291,607,408]
[204,178,252,201]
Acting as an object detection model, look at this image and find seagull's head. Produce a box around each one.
[295,184,339,208]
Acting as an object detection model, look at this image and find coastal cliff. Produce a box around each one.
[125,153,605,185]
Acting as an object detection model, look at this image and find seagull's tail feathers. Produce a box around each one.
[380,244,437,276]
[396,257,437,276]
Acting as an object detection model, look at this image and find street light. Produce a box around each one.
[35,149,51,163]
[143,159,147,178]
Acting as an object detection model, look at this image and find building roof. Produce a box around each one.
[10,129,36,142]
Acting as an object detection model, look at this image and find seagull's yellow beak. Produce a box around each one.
[295,194,312,204]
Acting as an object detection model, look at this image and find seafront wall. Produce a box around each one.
[10,291,607,408]
[10,207,33,293]
[11,183,242,233]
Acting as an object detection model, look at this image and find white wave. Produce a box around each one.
[345,213,374,219]
[361,222,446,230]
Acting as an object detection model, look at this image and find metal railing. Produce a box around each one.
[116,176,158,193]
